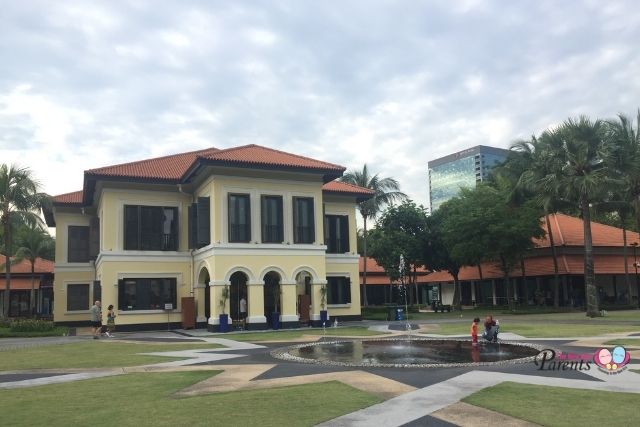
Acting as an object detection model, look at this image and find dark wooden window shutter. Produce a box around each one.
[89,217,100,258]
[188,203,197,249]
[197,197,211,247]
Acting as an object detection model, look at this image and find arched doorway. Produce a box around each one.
[264,271,281,322]
[296,271,312,324]
[198,268,211,319]
[230,271,248,322]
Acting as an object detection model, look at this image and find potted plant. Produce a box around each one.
[218,285,230,333]
[319,284,328,324]
[271,283,281,330]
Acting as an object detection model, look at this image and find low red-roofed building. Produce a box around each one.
[1,257,55,317]
[45,144,372,330]
[361,213,640,308]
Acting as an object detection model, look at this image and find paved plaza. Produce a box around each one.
[1,322,639,426]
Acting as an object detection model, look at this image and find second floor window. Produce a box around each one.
[293,197,315,244]
[324,215,350,253]
[261,195,283,243]
[68,225,90,262]
[229,194,251,242]
[124,205,178,251]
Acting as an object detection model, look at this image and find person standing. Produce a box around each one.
[239,295,247,321]
[106,304,116,337]
[90,301,102,340]
[470,317,479,346]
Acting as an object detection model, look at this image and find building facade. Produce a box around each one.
[45,145,372,331]
[0,257,54,317]
[364,214,640,308]
[428,145,508,212]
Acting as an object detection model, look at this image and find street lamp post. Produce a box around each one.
[632,242,640,309]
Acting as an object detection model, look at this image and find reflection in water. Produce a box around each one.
[291,339,537,365]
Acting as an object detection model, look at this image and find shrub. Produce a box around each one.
[9,319,57,332]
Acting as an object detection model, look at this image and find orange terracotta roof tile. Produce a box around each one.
[1,257,54,274]
[535,213,640,248]
[52,190,83,205]
[322,181,375,196]
[200,144,345,172]
[86,147,220,181]
[0,278,42,290]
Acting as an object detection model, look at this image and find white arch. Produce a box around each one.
[292,266,320,283]
[224,266,256,283]
[196,260,212,284]
[258,266,289,282]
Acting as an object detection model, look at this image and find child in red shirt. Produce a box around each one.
[471,317,479,346]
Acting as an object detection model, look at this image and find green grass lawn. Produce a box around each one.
[218,326,388,342]
[0,341,224,371]
[433,322,640,338]
[0,371,381,427]
[463,382,640,427]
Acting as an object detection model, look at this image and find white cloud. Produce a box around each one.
[1,0,639,210]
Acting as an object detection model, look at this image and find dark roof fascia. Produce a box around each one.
[182,157,345,183]
[322,189,374,202]
[82,174,180,205]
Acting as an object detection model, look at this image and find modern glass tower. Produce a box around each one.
[428,145,509,212]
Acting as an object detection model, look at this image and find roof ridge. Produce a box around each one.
[204,144,345,170]
[86,146,219,174]
[54,189,83,197]
[333,180,373,191]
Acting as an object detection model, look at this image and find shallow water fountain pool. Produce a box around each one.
[271,338,542,368]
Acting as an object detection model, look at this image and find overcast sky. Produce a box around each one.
[1,0,639,209]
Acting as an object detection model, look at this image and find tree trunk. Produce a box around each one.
[501,255,514,311]
[520,256,529,306]
[622,221,632,304]
[582,198,599,317]
[2,218,11,319]
[477,264,484,305]
[413,265,419,307]
[452,272,461,311]
[546,214,560,308]
[30,260,36,318]
[361,216,369,307]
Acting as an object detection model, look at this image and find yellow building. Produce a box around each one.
[44,145,372,331]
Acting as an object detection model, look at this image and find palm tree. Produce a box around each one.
[605,110,640,303]
[14,226,55,317]
[0,164,49,318]
[539,117,610,317]
[509,136,566,308]
[340,165,407,306]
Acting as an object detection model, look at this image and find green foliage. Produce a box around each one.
[368,201,428,284]
[1,163,50,318]
[437,185,544,310]
[219,285,230,314]
[8,319,57,332]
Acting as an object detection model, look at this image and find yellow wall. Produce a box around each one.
[53,174,364,326]
[96,260,193,326]
[209,176,324,245]
[98,188,192,252]
[53,269,96,322]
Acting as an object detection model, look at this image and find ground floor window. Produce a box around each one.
[9,291,31,317]
[118,278,177,311]
[327,276,351,304]
[67,283,90,311]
